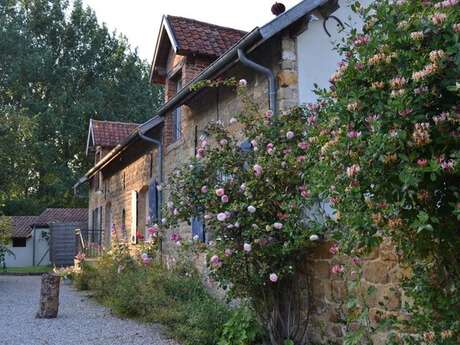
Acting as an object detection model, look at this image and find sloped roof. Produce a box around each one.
[11,216,39,238]
[167,16,246,57]
[87,119,139,153]
[35,208,88,227]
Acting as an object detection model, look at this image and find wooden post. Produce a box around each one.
[36,273,61,319]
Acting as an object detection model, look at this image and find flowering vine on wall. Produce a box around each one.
[161,0,460,344]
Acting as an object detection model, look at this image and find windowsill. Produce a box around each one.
[166,137,184,153]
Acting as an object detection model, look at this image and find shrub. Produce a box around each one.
[75,252,231,345]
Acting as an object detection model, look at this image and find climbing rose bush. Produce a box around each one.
[163,87,323,343]
[300,0,460,343]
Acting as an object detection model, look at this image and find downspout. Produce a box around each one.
[32,226,36,266]
[237,48,277,115]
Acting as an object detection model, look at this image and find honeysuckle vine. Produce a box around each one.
[161,0,460,344]
[300,0,460,343]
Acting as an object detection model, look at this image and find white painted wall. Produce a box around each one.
[297,0,372,104]
[4,228,50,268]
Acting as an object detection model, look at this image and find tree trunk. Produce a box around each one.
[36,273,60,319]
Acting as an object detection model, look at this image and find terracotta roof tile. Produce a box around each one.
[11,216,39,238]
[167,16,246,57]
[91,120,138,149]
[35,208,88,226]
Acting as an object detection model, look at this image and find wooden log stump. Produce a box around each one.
[36,273,61,319]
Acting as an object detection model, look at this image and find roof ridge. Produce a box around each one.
[167,15,247,34]
[91,119,139,126]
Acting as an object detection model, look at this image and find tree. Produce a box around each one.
[0,0,163,215]
[0,217,14,269]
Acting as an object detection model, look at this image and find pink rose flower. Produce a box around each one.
[269,273,278,283]
[219,139,228,146]
[217,213,227,222]
[247,205,256,214]
[417,159,428,167]
[170,233,181,242]
[201,186,208,193]
[286,131,295,140]
[147,225,159,236]
[196,148,205,159]
[221,195,229,203]
[253,164,263,177]
[352,257,361,266]
[210,255,222,268]
[347,130,362,139]
[298,142,309,150]
[346,164,361,178]
[243,243,252,253]
[265,110,273,119]
[440,160,455,172]
[273,222,283,230]
[215,188,225,197]
[331,264,344,274]
[301,190,310,198]
[329,243,340,255]
[224,249,233,257]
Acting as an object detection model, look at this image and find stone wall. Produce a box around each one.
[161,37,282,257]
[306,241,404,345]
[88,147,159,245]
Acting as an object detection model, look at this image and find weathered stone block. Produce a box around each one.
[277,70,298,88]
[363,260,395,284]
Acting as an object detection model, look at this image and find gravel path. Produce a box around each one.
[0,275,179,345]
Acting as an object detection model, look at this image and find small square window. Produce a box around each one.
[12,238,26,247]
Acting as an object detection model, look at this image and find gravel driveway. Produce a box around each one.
[0,275,179,345]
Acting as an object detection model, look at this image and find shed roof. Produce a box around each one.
[11,216,39,238]
[34,208,88,227]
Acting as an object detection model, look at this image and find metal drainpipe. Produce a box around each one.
[138,130,163,219]
[32,226,36,266]
[237,48,277,115]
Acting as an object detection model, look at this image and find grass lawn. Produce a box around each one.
[1,266,53,274]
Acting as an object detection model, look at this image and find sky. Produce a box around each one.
[81,0,301,62]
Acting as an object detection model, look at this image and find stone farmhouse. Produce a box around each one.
[77,0,369,244]
[75,1,402,343]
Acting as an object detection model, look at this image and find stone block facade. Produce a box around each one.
[306,242,404,344]
[88,147,159,246]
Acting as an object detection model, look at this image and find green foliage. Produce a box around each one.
[298,0,460,343]
[0,0,163,215]
[0,216,14,268]
[219,305,265,345]
[76,249,231,345]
